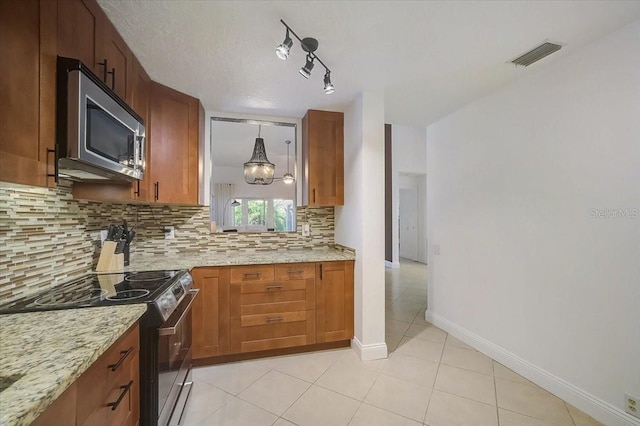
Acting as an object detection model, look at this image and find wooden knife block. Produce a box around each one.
[96,241,124,272]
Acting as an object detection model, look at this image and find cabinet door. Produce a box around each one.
[191,267,230,358]
[100,20,132,102]
[0,0,57,188]
[57,0,105,77]
[302,110,344,206]
[316,261,354,343]
[148,82,201,205]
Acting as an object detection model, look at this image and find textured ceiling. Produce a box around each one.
[97,1,640,125]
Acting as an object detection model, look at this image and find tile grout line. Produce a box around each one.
[493,356,500,425]
[423,330,448,425]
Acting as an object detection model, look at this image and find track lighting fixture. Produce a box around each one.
[323,71,334,94]
[276,29,293,60]
[299,55,314,79]
[276,19,334,94]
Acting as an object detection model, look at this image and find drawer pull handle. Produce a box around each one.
[287,270,304,274]
[266,285,283,290]
[107,380,134,411]
[266,317,284,323]
[243,272,261,278]
[107,347,133,372]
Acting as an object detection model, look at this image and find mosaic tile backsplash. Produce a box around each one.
[0,181,335,303]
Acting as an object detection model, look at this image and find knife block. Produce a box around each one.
[96,241,124,272]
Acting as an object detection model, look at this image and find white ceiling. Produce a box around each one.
[97,1,640,126]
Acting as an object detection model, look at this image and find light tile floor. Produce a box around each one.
[183,259,603,426]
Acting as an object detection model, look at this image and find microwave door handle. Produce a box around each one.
[136,133,145,172]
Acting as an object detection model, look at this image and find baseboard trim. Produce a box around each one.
[351,337,388,361]
[426,311,640,426]
[385,260,400,269]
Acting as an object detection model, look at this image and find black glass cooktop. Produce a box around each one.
[0,270,182,314]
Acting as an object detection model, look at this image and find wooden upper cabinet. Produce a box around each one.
[100,20,133,103]
[316,261,354,343]
[0,0,57,188]
[58,0,131,102]
[302,110,344,206]
[148,82,202,205]
[191,267,230,359]
[57,0,104,76]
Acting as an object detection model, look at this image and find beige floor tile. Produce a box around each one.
[195,397,277,426]
[411,311,430,325]
[192,361,269,395]
[267,350,339,383]
[337,348,388,372]
[498,408,558,426]
[273,419,297,426]
[181,380,233,426]
[493,361,535,386]
[495,378,574,426]
[387,306,421,322]
[441,345,493,375]
[386,319,412,335]
[238,370,310,416]
[386,332,405,353]
[404,323,447,343]
[434,364,496,406]
[395,336,444,362]
[283,385,360,426]
[364,374,432,422]
[566,403,605,426]
[349,403,422,426]
[381,352,439,387]
[316,357,380,400]
[425,390,498,426]
[445,335,475,350]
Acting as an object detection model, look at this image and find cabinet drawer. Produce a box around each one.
[77,324,139,426]
[231,310,316,353]
[274,263,315,280]
[241,310,307,327]
[241,280,307,294]
[230,265,275,283]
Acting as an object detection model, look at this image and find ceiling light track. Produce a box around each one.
[276,19,334,94]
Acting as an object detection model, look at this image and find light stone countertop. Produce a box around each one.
[0,305,147,426]
[126,246,356,272]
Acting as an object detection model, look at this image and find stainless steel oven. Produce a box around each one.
[157,289,198,425]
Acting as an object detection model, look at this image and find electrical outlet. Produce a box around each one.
[100,230,108,246]
[433,244,441,255]
[302,223,310,237]
[164,226,175,240]
[626,393,639,419]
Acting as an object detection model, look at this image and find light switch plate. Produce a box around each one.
[164,226,175,239]
[302,223,310,237]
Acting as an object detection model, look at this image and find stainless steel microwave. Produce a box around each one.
[56,56,145,182]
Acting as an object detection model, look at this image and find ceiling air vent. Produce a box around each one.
[511,42,562,67]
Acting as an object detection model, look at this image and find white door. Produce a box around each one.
[399,188,418,261]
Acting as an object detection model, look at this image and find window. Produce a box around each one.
[231,198,295,232]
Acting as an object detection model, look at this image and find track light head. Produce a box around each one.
[299,55,314,79]
[275,29,293,60]
[323,71,334,94]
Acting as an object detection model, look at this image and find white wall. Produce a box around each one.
[336,91,387,360]
[426,21,640,426]
[398,173,427,263]
[391,125,428,265]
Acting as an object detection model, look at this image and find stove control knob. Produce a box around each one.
[158,295,173,312]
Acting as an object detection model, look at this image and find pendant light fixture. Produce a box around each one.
[282,140,294,184]
[276,19,334,94]
[244,125,275,185]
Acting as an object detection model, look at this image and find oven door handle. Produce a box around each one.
[158,289,199,336]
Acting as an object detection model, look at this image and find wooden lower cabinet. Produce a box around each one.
[191,267,230,358]
[32,322,140,426]
[316,261,354,343]
[191,261,353,362]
